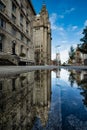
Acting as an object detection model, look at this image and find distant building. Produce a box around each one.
[75,46,87,65]
[0,0,36,65]
[56,52,61,65]
[75,48,83,65]
[33,4,51,65]
[83,54,87,65]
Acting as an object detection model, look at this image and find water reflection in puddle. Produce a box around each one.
[0,68,87,130]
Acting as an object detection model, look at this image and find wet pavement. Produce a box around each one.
[0,67,87,130]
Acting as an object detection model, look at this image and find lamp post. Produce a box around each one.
[55,45,60,66]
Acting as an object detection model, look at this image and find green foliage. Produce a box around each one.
[78,26,87,54]
[19,53,26,57]
[69,46,75,60]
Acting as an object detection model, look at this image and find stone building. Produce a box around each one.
[75,48,83,65]
[56,52,61,65]
[75,46,87,65]
[33,4,51,65]
[0,0,36,65]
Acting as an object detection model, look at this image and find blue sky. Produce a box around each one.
[31,0,87,63]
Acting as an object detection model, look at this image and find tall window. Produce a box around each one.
[12,2,16,13]
[12,14,16,23]
[20,23,23,30]
[27,39,29,44]
[26,22,29,34]
[11,27,16,35]
[26,22,28,28]
[0,17,6,28]
[20,45,23,53]
[12,41,16,55]
[12,78,16,91]
[0,1,5,11]
[0,35,3,52]
[20,14,23,30]
[0,81,2,90]
[20,14,23,23]
[20,34,24,41]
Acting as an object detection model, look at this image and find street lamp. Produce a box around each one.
[55,45,61,66]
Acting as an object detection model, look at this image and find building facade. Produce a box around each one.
[0,0,36,65]
[75,49,83,65]
[75,47,87,65]
[33,4,51,65]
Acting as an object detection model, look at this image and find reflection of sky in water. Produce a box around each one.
[33,69,87,130]
[60,69,69,81]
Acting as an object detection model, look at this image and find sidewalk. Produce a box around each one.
[0,66,56,77]
[0,65,87,77]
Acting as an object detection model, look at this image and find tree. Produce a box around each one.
[69,46,75,60]
[78,26,87,54]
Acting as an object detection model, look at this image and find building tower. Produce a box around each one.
[33,4,51,65]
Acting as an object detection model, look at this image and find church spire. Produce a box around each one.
[40,0,47,13]
[42,0,46,5]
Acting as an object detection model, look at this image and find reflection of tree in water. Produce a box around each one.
[78,73,87,107]
[73,71,87,107]
[68,70,76,87]
[68,70,87,107]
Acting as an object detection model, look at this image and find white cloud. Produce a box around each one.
[60,49,69,63]
[58,15,64,19]
[72,26,78,31]
[64,8,75,14]
[49,13,58,30]
[49,13,65,31]
[67,25,78,31]
[84,20,87,26]
[61,40,67,43]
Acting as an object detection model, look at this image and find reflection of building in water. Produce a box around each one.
[75,71,87,107]
[68,70,76,87]
[0,72,35,130]
[69,70,87,107]
[74,71,87,85]
[56,69,60,78]
[33,70,51,126]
